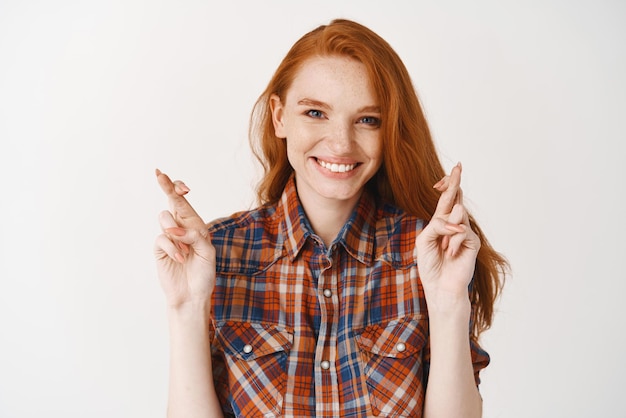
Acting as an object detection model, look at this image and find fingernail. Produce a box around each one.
[177,241,190,255]
[444,222,464,233]
[433,178,444,189]
[441,235,449,251]
[166,227,186,236]
[174,253,185,263]
[178,183,190,193]
[155,168,162,177]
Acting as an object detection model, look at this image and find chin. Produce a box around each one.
[316,184,363,202]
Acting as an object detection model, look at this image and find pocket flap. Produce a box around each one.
[355,316,428,358]
[215,321,293,361]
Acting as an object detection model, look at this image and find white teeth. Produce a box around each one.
[318,159,356,173]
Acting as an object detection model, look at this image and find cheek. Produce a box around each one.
[370,142,385,173]
[284,137,304,167]
[284,126,318,153]
[367,135,384,162]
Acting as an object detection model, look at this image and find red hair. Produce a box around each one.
[249,19,508,338]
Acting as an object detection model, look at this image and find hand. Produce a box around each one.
[153,169,216,309]
[415,163,480,303]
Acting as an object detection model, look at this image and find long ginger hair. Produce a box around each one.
[249,19,508,339]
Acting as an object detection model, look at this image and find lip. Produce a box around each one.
[311,157,361,177]
[315,156,360,165]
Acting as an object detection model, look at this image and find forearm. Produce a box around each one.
[423,293,482,418]
[167,303,223,418]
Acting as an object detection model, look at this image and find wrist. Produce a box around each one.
[424,288,471,318]
[168,300,211,322]
[167,302,212,345]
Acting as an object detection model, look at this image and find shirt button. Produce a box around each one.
[323,289,332,298]
[320,360,331,370]
[396,342,407,353]
[243,344,253,354]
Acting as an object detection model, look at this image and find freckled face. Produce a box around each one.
[271,56,383,210]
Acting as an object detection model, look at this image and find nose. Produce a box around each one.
[327,121,354,154]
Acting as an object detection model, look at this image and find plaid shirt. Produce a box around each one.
[208,177,489,417]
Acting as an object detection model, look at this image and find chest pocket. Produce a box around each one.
[355,316,429,417]
[215,321,293,418]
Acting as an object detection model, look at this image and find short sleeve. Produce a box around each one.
[420,327,491,387]
[209,319,236,416]
[470,336,490,385]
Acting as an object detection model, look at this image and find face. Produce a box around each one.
[271,56,383,211]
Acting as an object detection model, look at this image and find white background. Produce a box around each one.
[1,1,625,417]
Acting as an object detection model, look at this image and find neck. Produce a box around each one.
[299,193,360,247]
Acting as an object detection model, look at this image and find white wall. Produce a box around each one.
[1,1,624,417]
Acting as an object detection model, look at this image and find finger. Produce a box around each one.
[177,241,190,256]
[156,169,196,211]
[159,219,192,255]
[447,203,466,226]
[159,211,206,250]
[434,176,464,207]
[156,169,194,206]
[419,216,465,244]
[158,210,215,260]
[445,205,479,257]
[169,227,216,264]
[154,233,185,264]
[443,204,468,254]
[451,196,471,227]
[447,224,480,257]
[173,180,190,196]
[433,163,462,217]
[156,169,206,231]
[159,210,179,231]
[441,234,450,251]
[446,226,468,257]
[433,175,449,192]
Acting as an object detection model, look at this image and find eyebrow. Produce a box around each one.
[297,98,380,114]
[297,98,331,110]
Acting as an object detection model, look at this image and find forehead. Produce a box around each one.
[285,56,377,106]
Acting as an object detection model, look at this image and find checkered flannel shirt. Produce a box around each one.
[207,177,489,417]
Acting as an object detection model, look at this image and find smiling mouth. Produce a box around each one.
[316,158,358,173]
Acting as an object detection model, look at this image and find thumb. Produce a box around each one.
[165,227,215,264]
[418,217,465,243]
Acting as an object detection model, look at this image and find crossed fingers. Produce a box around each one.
[432,163,472,255]
[155,169,207,235]
[433,162,463,217]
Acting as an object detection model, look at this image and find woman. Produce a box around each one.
[155,18,507,417]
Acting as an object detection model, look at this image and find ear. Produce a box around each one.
[270,94,287,139]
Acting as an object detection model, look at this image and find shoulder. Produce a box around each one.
[207,202,280,233]
[207,204,284,275]
[374,202,426,268]
[375,202,425,236]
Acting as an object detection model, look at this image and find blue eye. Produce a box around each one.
[306,109,324,118]
[359,116,381,127]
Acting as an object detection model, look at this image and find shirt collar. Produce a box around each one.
[279,176,376,265]
[279,176,311,261]
[333,188,376,265]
